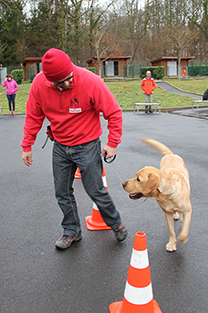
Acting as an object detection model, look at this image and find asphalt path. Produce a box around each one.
[172,107,208,120]
[0,112,208,313]
[156,81,208,119]
[156,81,202,99]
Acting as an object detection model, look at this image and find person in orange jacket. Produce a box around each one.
[141,70,156,113]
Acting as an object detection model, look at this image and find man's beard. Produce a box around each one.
[60,81,72,90]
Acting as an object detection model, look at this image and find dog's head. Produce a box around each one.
[122,167,160,200]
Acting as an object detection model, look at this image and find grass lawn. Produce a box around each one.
[165,78,208,95]
[105,80,196,110]
[0,78,205,113]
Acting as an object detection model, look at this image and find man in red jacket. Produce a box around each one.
[21,48,127,250]
[141,70,156,113]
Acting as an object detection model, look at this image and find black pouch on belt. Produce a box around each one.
[42,125,54,149]
[46,125,54,141]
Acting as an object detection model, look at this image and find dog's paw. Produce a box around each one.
[180,214,184,223]
[166,242,177,252]
[177,236,188,245]
[173,212,180,220]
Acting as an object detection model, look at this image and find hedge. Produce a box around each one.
[86,67,96,74]
[11,69,24,84]
[141,66,165,80]
[188,65,208,76]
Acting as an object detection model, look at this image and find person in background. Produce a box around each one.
[202,88,208,100]
[2,74,18,116]
[21,48,127,250]
[141,70,156,113]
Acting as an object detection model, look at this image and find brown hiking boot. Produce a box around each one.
[113,223,127,242]
[55,233,82,250]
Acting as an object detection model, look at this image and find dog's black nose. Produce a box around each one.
[122,181,127,188]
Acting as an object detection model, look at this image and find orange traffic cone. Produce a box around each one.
[85,166,111,231]
[75,167,81,179]
[109,232,162,313]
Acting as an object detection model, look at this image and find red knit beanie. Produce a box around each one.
[42,48,73,82]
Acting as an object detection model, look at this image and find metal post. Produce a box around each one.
[132,64,134,78]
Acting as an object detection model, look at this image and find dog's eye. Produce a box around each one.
[137,177,140,182]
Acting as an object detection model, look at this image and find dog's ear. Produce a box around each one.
[145,173,160,194]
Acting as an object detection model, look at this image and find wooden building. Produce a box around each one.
[23,55,132,80]
[86,56,132,77]
[23,57,42,80]
[150,56,195,76]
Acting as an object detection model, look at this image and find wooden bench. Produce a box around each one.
[133,103,161,114]
[191,100,208,111]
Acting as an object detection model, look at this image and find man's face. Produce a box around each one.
[146,71,151,78]
[52,72,73,89]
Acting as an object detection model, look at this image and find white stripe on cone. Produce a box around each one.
[92,171,107,211]
[130,248,149,269]
[93,202,99,211]
[124,281,153,305]
[102,175,107,187]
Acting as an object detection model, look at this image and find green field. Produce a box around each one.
[0,78,207,114]
[105,81,196,110]
[165,78,208,95]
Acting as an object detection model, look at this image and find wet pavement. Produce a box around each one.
[171,107,208,120]
[0,112,208,313]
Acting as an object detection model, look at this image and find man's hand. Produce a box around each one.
[22,151,33,167]
[101,145,117,159]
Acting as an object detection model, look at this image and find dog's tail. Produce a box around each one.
[141,138,173,155]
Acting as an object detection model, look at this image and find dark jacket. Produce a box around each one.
[202,89,208,100]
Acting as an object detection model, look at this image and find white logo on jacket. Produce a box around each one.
[69,108,82,113]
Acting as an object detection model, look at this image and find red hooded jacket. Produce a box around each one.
[21,65,122,152]
[141,77,156,94]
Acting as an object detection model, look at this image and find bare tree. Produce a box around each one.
[122,0,146,61]
[88,0,122,76]
[187,0,208,39]
[92,26,105,76]
[167,25,197,79]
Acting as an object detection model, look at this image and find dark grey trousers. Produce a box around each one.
[52,138,121,236]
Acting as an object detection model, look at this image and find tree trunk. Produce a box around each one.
[98,60,102,77]
[178,49,181,80]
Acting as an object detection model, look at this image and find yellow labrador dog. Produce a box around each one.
[122,138,192,252]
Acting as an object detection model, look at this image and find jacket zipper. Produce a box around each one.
[59,89,62,110]
[46,82,75,111]
[46,83,63,110]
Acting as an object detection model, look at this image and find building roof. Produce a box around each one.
[23,57,42,65]
[86,56,132,63]
[151,56,195,63]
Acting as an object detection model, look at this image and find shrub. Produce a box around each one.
[188,65,208,76]
[11,69,24,84]
[141,66,165,80]
[86,67,96,74]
